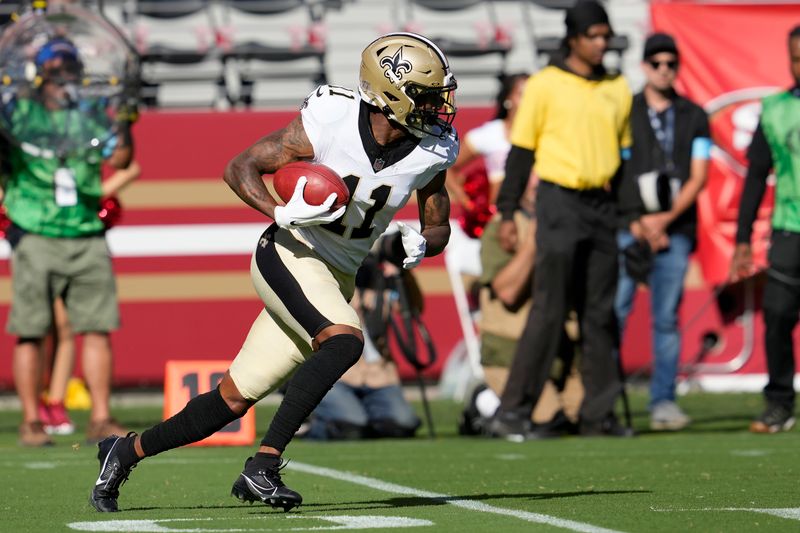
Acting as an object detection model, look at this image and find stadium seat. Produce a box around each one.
[528,0,577,8]
[219,0,335,107]
[399,0,512,83]
[125,0,225,108]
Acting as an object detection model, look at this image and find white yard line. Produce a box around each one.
[651,507,800,521]
[289,461,625,533]
[68,515,433,531]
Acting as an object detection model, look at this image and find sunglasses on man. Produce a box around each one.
[647,59,678,71]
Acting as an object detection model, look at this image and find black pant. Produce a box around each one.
[499,181,621,423]
[763,229,800,409]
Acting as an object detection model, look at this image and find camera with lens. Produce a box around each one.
[636,168,681,213]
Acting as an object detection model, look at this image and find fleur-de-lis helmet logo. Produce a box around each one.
[380,47,412,84]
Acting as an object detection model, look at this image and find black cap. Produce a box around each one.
[565,1,611,37]
[643,33,678,60]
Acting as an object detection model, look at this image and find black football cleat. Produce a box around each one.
[231,456,303,512]
[89,433,137,512]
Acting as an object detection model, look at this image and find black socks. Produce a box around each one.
[251,451,282,469]
[139,387,240,457]
[116,435,140,469]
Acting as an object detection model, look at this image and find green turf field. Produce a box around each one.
[1,391,798,532]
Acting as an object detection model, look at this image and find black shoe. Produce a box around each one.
[750,404,796,434]
[579,415,635,438]
[528,410,579,440]
[487,410,532,442]
[231,456,303,512]
[89,433,138,512]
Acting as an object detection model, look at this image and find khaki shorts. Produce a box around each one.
[480,332,518,368]
[7,232,119,337]
[229,226,361,401]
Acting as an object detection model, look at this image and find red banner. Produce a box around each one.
[652,1,800,285]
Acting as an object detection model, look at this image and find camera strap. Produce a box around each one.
[647,105,675,171]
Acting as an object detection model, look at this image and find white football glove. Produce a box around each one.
[396,221,427,270]
[273,176,346,229]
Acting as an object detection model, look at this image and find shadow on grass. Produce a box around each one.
[120,489,651,514]
[123,504,254,512]
[296,489,652,513]
[633,414,755,436]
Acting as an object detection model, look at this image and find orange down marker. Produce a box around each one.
[163,360,255,446]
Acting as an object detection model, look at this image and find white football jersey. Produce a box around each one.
[291,84,459,274]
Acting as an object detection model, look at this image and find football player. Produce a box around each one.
[90,32,458,512]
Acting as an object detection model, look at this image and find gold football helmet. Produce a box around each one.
[359,32,457,138]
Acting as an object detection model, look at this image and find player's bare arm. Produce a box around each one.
[223,115,314,219]
[417,169,451,256]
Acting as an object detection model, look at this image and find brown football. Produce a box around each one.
[273,161,349,210]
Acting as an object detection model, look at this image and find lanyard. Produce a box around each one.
[647,105,675,171]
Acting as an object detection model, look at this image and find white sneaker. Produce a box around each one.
[650,401,690,431]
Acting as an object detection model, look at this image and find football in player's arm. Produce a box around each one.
[222,111,452,259]
[89,32,458,513]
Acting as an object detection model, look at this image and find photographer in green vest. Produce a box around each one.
[2,36,134,446]
[732,25,800,434]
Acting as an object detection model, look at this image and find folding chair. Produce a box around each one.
[398,0,513,86]
[219,0,330,107]
[126,0,224,107]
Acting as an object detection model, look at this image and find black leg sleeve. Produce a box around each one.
[139,387,240,457]
[262,334,364,452]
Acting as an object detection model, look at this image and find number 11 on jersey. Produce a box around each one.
[322,175,392,240]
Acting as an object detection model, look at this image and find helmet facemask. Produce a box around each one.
[403,78,457,138]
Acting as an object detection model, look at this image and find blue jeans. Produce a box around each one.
[615,230,692,407]
[306,382,420,440]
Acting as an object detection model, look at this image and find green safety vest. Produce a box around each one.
[760,91,800,234]
[3,98,110,238]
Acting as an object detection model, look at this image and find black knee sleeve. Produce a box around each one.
[140,387,240,457]
[262,334,363,452]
